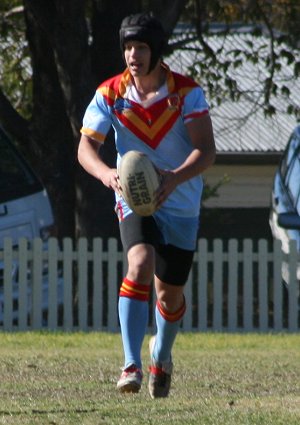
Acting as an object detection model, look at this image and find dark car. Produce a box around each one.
[269,125,300,282]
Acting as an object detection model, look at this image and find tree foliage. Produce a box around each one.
[0,0,299,241]
[179,0,300,118]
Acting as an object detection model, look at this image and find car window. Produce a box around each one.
[279,150,288,177]
[285,149,300,208]
[296,191,300,216]
[280,134,299,177]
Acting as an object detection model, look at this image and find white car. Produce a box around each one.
[269,125,300,282]
[0,126,63,325]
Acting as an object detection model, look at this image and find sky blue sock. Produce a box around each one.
[118,296,149,369]
[152,301,185,364]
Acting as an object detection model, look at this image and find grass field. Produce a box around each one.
[0,332,299,424]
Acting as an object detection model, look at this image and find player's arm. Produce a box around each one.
[174,113,216,183]
[78,134,119,192]
[156,114,216,206]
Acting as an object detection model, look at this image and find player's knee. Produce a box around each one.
[127,256,154,284]
[157,292,185,314]
[127,263,153,284]
[127,244,155,284]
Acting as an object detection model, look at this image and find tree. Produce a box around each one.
[181,0,300,117]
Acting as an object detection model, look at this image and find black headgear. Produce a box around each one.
[119,12,166,73]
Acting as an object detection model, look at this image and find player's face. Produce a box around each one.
[124,41,151,76]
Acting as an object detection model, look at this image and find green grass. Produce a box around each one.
[0,332,299,424]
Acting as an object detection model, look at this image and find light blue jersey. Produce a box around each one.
[81,63,210,248]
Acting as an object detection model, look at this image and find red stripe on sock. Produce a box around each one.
[119,278,150,301]
[149,365,164,375]
[156,298,186,322]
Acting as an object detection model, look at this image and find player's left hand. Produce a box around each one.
[155,169,178,208]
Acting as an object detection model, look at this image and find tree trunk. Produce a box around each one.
[24,2,77,240]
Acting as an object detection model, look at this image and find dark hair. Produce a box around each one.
[119,12,166,73]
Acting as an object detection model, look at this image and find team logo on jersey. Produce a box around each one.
[113,98,132,112]
[167,94,181,110]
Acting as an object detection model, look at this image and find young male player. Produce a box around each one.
[78,12,216,398]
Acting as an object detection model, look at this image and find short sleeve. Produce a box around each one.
[183,86,209,124]
[80,90,112,143]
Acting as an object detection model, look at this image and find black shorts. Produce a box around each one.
[119,213,194,286]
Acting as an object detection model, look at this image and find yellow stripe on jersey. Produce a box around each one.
[80,127,106,143]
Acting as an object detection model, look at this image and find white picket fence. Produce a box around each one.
[0,237,299,332]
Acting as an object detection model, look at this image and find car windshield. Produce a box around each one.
[0,130,41,203]
[286,158,300,201]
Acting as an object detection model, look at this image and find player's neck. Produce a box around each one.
[132,63,166,101]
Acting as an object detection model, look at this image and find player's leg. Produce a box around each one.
[148,244,194,398]
[152,280,186,363]
[119,243,155,369]
[117,213,160,393]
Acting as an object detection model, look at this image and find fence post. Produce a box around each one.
[78,238,88,331]
[48,238,58,330]
[197,239,208,331]
[3,238,13,331]
[62,238,73,331]
[273,240,283,332]
[213,239,223,331]
[18,238,29,331]
[107,238,119,332]
[243,239,253,332]
[92,238,103,331]
[288,240,298,332]
[32,238,43,329]
[228,239,238,332]
[258,239,268,332]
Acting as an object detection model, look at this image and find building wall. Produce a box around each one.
[203,164,277,208]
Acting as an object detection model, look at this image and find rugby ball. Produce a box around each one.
[118,151,161,216]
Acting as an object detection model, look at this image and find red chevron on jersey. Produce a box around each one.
[114,96,182,149]
[97,65,202,149]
